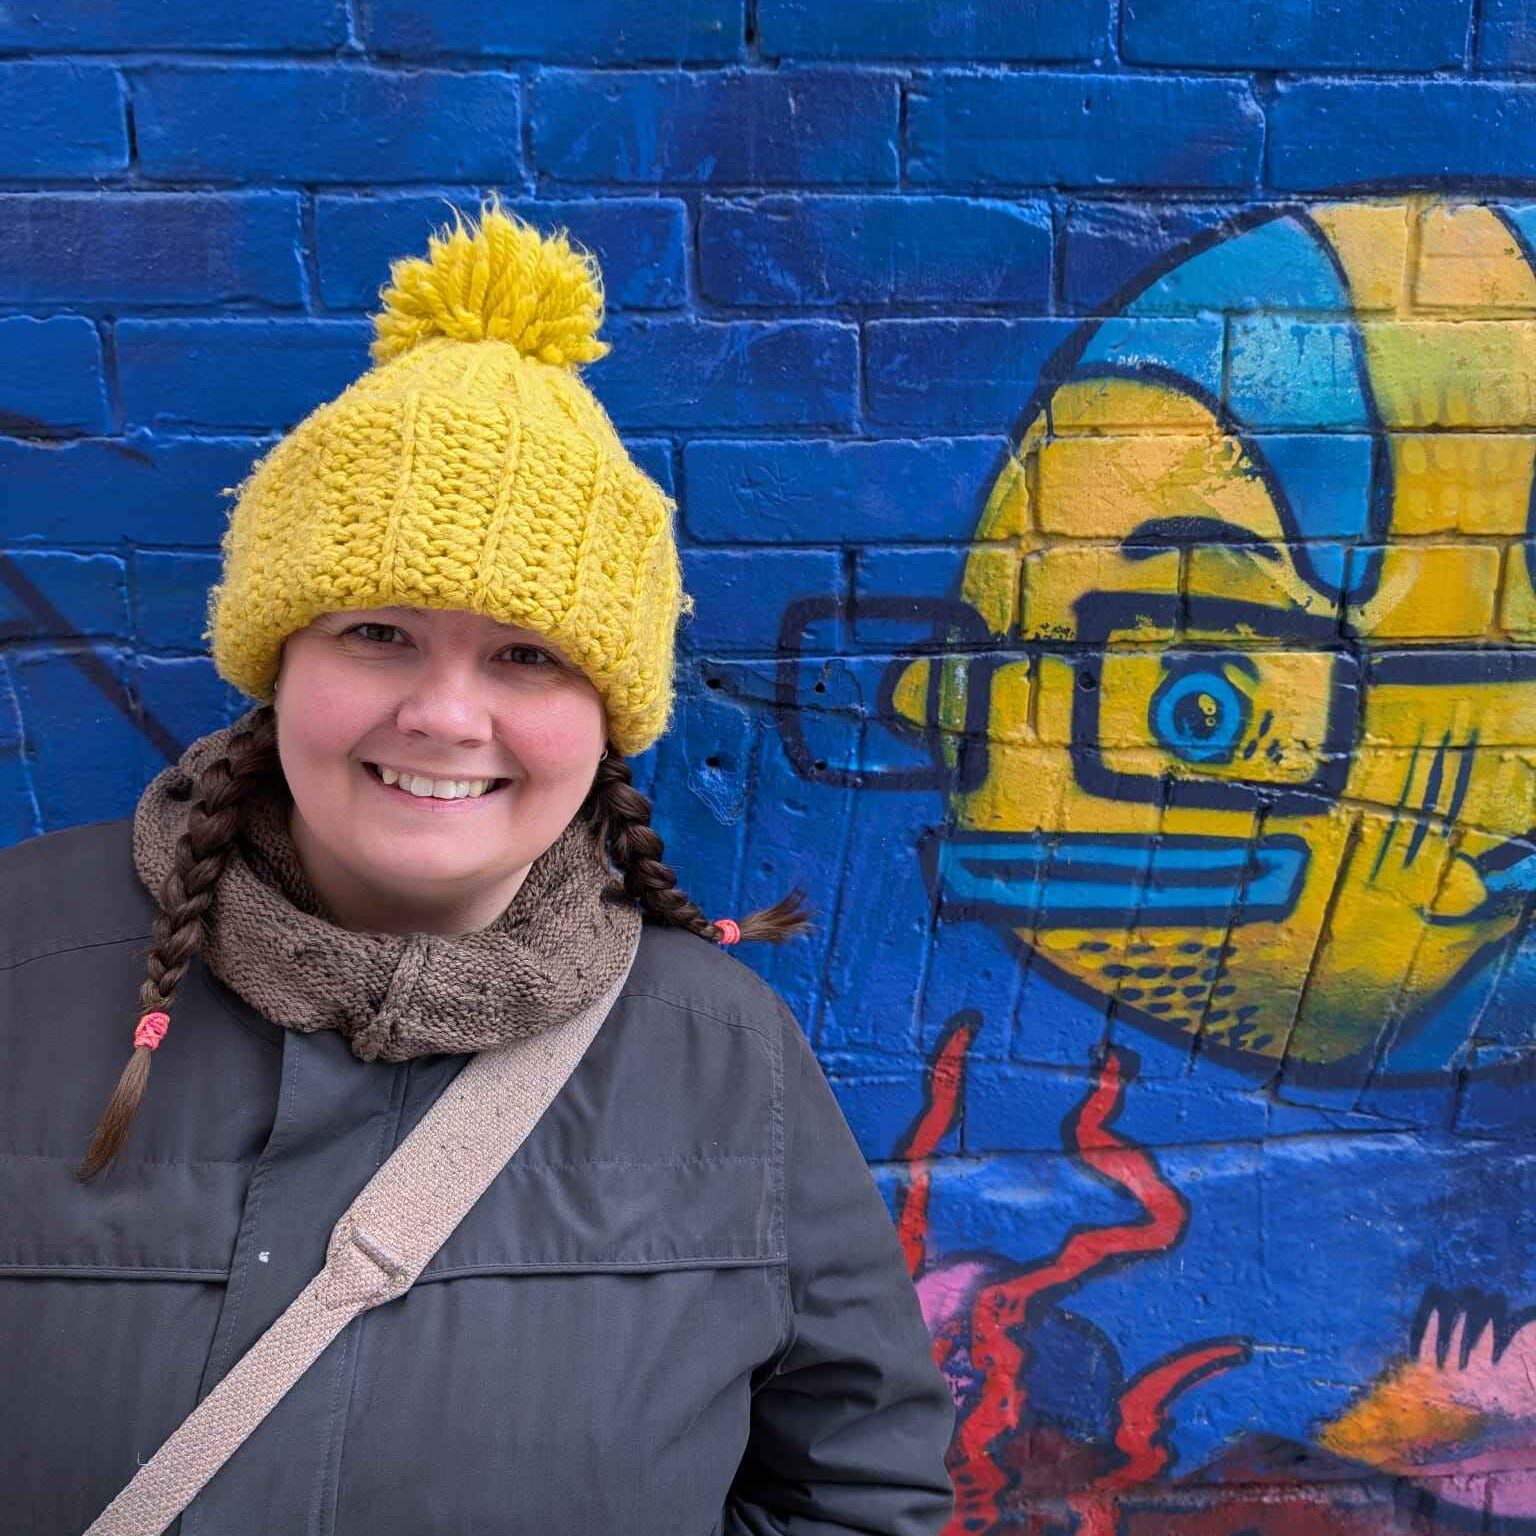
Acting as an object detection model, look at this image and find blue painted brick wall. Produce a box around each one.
[6,3,1536,1525]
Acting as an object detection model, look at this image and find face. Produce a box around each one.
[272,605,609,936]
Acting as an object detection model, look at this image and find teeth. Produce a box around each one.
[374,765,496,799]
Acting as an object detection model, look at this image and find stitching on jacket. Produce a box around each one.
[502,1153,771,1176]
[768,999,793,1359]
[420,1253,788,1277]
[615,985,779,1044]
[0,1263,231,1279]
[1,1149,253,1167]
[0,928,152,974]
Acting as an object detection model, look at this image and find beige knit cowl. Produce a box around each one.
[131,710,642,1062]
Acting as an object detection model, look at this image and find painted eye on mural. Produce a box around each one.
[1149,662,1252,765]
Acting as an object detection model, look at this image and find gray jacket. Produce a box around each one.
[1,817,955,1535]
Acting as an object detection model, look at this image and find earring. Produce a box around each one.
[599,748,609,761]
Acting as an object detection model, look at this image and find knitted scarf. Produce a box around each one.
[131,711,642,1062]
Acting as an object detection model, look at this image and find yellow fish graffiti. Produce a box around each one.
[789,197,1536,1084]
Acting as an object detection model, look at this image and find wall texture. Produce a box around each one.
[3,2,1535,1530]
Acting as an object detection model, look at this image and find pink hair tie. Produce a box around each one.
[134,1011,170,1051]
[713,917,741,946]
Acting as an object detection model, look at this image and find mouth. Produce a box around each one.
[361,761,511,808]
[919,831,1310,928]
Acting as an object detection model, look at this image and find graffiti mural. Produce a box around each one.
[772,195,1536,1530]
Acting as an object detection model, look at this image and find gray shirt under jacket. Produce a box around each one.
[0,817,956,1536]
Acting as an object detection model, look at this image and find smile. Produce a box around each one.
[362,761,510,805]
[919,831,1310,928]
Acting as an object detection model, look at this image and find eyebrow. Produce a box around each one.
[1122,517,1281,562]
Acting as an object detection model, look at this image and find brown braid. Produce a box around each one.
[75,706,282,1183]
[580,749,812,946]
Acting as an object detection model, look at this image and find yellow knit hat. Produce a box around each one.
[203,194,693,757]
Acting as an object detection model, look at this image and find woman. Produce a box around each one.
[1,200,956,1534]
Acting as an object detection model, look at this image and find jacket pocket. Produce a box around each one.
[419,1152,784,1280]
[0,1150,245,1279]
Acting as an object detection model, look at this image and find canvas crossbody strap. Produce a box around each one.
[83,928,639,1536]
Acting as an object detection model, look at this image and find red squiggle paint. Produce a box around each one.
[896,1012,977,1280]
[1067,1340,1253,1536]
[947,1048,1192,1534]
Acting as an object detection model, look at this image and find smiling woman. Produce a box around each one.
[274,605,611,936]
[1,197,956,1536]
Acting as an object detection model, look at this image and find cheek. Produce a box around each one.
[275,659,376,785]
[500,692,606,778]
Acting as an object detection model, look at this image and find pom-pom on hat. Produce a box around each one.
[204,193,693,757]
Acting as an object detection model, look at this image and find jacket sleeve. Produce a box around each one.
[725,998,956,1536]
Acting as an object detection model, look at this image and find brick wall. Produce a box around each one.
[4,3,1535,1527]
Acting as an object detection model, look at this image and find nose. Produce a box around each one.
[391,655,496,745]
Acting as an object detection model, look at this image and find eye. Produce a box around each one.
[500,644,557,668]
[344,622,403,645]
[1150,664,1250,765]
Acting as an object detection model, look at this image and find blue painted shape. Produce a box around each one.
[0,193,303,308]
[1075,316,1225,401]
[0,317,110,438]
[683,437,1002,544]
[918,919,1020,1063]
[700,194,1051,306]
[730,663,860,1027]
[864,318,1078,429]
[932,833,1309,927]
[1064,202,1239,314]
[133,552,221,651]
[1123,0,1469,68]
[759,0,1105,59]
[134,656,251,761]
[1152,666,1249,762]
[116,320,372,432]
[1493,201,1536,269]
[1471,915,1536,1052]
[10,649,145,828]
[968,1059,1272,1153]
[1254,433,1377,600]
[134,64,522,182]
[315,194,689,311]
[1269,80,1536,189]
[907,72,1262,190]
[0,663,39,846]
[830,1074,952,1163]
[853,544,971,624]
[0,433,265,547]
[1227,316,1371,430]
[816,782,943,1054]
[1453,1045,1536,1139]
[0,62,127,176]
[590,318,858,429]
[0,0,345,47]
[365,0,741,60]
[640,682,749,927]
[1479,0,1536,66]
[1362,944,1507,1088]
[0,552,128,641]
[680,548,843,654]
[532,68,899,185]
[621,438,674,496]
[1124,213,1345,315]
